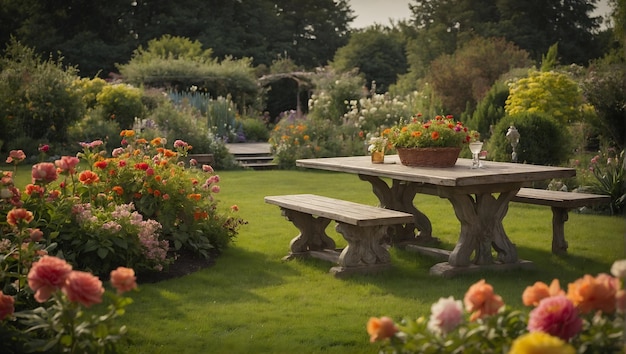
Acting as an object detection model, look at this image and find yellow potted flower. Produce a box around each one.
[386,114,470,167]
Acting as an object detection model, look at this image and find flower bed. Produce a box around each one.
[367,260,625,353]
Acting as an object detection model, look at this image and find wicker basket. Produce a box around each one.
[397,147,461,167]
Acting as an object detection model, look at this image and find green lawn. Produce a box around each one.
[113,170,623,353]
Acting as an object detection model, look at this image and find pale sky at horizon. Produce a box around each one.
[348,0,613,29]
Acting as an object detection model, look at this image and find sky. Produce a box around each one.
[348,0,614,29]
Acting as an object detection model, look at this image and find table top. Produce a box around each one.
[296,155,576,187]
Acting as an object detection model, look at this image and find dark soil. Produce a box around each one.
[136,250,218,283]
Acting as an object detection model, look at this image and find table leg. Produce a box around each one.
[358,174,436,244]
[444,189,518,267]
[280,209,335,258]
[335,223,391,267]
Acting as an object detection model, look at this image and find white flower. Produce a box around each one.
[611,259,626,279]
[427,296,464,336]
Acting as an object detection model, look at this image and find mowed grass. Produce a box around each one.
[112,169,625,354]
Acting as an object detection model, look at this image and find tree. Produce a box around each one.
[332,26,407,93]
[427,36,531,116]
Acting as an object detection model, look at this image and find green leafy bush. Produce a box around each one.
[464,81,509,139]
[486,112,571,165]
[95,84,145,130]
[0,39,85,148]
[241,117,269,142]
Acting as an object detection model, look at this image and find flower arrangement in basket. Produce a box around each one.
[385,114,471,167]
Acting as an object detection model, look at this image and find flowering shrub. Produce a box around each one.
[586,148,625,215]
[1,256,137,353]
[367,261,625,353]
[386,114,470,149]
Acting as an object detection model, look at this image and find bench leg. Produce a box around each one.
[551,207,569,254]
[331,222,392,275]
[280,209,336,259]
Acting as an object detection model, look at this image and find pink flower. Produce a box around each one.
[427,296,464,335]
[54,156,80,174]
[189,159,198,166]
[110,267,137,294]
[62,271,104,307]
[38,144,50,153]
[211,185,220,193]
[173,139,188,148]
[6,150,26,164]
[32,162,58,184]
[0,291,15,320]
[202,164,214,173]
[28,256,73,303]
[528,295,582,341]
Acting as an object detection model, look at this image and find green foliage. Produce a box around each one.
[427,36,532,116]
[269,111,363,168]
[144,99,237,170]
[580,60,626,149]
[487,112,571,165]
[240,117,269,142]
[540,43,559,71]
[118,36,258,111]
[0,39,85,148]
[95,84,145,130]
[307,68,365,124]
[205,96,240,142]
[72,77,107,109]
[332,26,408,93]
[505,70,591,124]
[464,81,509,139]
[583,147,626,215]
[129,34,213,63]
[67,107,122,153]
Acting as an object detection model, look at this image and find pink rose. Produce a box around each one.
[62,271,104,307]
[28,256,73,302]
[54,156,80,174]
[202,164,214,173]
[528,295,582,341]
[28,228,44,242]
[32,162,58,184]
[427,296,464,335]
[0,291,15,320]
[6,150,26,164]
[110,267,137,294]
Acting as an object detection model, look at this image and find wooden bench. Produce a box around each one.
[264,194,414,276]
[510,188,610,254]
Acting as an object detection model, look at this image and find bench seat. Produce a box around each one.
[511,188,610,254]
[265,194,414,276]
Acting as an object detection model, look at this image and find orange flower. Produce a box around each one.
[567,273,620,314]
[136,138,147,144]
[151,137,163,146]
[62,271,104,307]
[522,279,564,306]
[7,208,34,227]
[110,267,137,295]
[78,170,100,185]
[367,316,397,342]
[25,183,44,197]
[193,210,208,220]
[411,131,421,138]
[431,131,440,140]
[463,279,504,321]
[112,186,124,196]
[120,130,135,137]
[153,190,162,197]
[163,149,176,157]
[188,193,202,201]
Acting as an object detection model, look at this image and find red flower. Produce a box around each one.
[94,160,108,169]
[134,162,149,170]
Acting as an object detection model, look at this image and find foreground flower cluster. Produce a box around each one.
[367,260,625,353]
[385,114,471,149]
[0,256,137,353]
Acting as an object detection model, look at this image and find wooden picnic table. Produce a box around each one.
[296,155,576,275]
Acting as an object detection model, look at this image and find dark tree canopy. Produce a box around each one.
[0,0,355,78]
